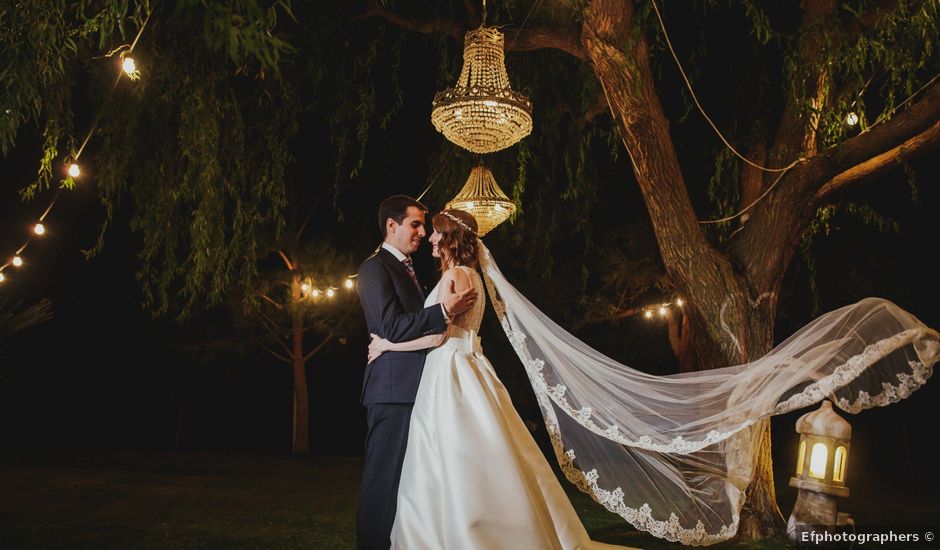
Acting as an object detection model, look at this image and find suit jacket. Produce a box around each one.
[357,247,447,404]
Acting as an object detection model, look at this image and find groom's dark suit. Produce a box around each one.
[356,245,447,550]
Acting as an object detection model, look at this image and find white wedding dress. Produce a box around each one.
[390,266,629,550]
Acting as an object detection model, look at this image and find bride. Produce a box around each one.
[370,209,622,549]
[369,209,939,548]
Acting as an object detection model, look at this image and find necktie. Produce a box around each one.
[402,257,421,293]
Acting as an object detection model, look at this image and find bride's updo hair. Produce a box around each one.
[432,209,479,270]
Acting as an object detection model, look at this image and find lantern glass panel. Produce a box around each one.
[796,440,806,476]
[833,445,847,482]
[809,442,828,479]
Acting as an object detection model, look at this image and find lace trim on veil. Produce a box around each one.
[478,241,938,545]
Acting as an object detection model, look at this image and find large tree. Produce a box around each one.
[2,0,938,541]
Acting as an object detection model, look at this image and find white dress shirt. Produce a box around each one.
[382,242,449,322]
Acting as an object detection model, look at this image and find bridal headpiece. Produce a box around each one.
[441,210,478,236]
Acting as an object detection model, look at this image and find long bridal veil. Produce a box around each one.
[476,241,938,545]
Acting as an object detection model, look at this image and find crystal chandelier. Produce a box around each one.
[430,12,533,154]
[446,162,517,236]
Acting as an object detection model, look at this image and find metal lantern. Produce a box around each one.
[787,400,854,541]
[446,163,516,236]
[430,25,533,154]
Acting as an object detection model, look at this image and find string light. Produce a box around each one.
[845,112,859,126]
[122,57,136,74]
[1,8,154,290]
[295,274,358,302]
[121,56,142,81]
[636,297,686,322]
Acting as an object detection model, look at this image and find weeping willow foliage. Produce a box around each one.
[1,0,936,320]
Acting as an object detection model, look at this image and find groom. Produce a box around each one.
[355,195,477,550]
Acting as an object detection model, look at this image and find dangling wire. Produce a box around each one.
[649,0,801,174]
[508,0,546,51]
[416,179,435,202]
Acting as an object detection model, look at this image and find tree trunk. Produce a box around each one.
[291,273,310,453]
[667,312,697,373]
[738,420,785,539]
[582,0,785,538]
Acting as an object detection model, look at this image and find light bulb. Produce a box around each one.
[301,282,311,293]
[12,256,23,267]
[344,278,354,289]
[33,223,45,235]
[312,289,321,298]
[659,306,667,316]
[326,288,336,298]
[0,272,5,283]
[644,310,653,319]
[676,298,684,307]
[845,112,859,126]
[68,163,80,178]
[122,57,137,75]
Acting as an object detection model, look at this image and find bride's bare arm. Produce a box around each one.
[368,268,473,363]
[368,332,447,363]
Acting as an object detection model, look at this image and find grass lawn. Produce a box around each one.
[1,451,937,549]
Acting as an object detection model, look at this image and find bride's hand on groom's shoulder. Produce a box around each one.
[442,281,477,318]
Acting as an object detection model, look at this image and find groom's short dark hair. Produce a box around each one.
[378,195,427,237]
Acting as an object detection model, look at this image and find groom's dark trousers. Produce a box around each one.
[356,247,447,550]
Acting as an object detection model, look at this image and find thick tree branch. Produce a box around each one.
[800,82,940,193]
[734,82,940,292]
[354,3,464,41]
[814,120,940,203]
[503,27,586,60]
[739,141,767,222]
[258,292,282,310]
[260,341,292,364]
[765,0,836,172]
[257,309,280,332]
[276,249,294,270]
[303,332,334,363]
[355,2,586,60]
